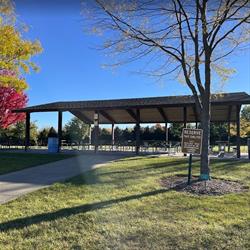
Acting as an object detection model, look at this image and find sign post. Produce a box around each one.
[182,128,203,185]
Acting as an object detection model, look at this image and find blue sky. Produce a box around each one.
[14,0,250,129]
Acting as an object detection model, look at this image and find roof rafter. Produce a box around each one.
[126,109,138,122]
[157,107,168,121]
[70,110,92,124]
[99,110,116,124]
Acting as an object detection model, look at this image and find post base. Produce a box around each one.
[199,174,210,181]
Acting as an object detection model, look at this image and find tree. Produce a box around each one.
[241,105,250,122]
[37,128,50,146]
[0,121,38,145]
[0,0,42,129]
[0,86,27,128]
[64,117,89,144]
[230,105,250,137]
[83,0,250,180]
[0,0,42,91]
[9,121,38,145]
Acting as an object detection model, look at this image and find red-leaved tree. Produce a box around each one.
[0,86,28,128]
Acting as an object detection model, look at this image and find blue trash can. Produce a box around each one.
[48,137,59,153]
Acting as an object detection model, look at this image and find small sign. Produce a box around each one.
[182,128,203,155]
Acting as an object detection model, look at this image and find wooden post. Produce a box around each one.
[94,111,99,153]
[183,107,187,156]
[227,105,232,153]
[57,111,62,153]
[195,122,198,129]
[236,105,241,159]
[25,112,30,151]
[227,121,231,153]
[88,124,92,145]
[183,106,187,128]
[135,109,140,155]
[165,122,168,144]
[111,123,115,150]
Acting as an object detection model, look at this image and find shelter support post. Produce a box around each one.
[57,111,62,153]
[25,112,30,151]
[183,107,187,156]
[227,105,232,153]
[111,123,115,150]
[165,122,168,144]
[227,121,231,153]
[88,124,92,145]
[94,111,99,153]
[236,105,241,159]
[135,109,140,155]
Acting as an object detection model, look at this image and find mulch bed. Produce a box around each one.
[160,175,249,196]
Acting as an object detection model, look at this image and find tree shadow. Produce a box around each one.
[67,160,189,186]
[210,159,250,172]
[97,160,188,177]
[0,188,169,232]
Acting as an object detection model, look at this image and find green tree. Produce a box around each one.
[64,117,88,144]
[0,121,38,145]
[84,0,250,180]
[37,128,50,146]
[231,106,250,138]
[241,105,250,122]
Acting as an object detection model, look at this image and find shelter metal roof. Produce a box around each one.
[14,92,250,124]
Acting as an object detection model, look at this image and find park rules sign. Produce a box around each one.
[182,128,203,155]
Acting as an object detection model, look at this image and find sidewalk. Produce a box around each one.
[0,153,129,205]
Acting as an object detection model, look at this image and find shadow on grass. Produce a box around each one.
[0,188,169,232]
[97,160,188,177]
[68,160,189,186]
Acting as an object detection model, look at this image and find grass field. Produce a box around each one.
[0,156,249,249]
[0,152,73,175]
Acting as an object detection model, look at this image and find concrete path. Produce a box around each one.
[0,153,130,205]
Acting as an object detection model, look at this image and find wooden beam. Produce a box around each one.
[111,123,115,147]
[126,109,137,122]
[25,112,30,151]
[135,109,140,155]
[192,106,198,123]
[88,124,92,145]
[183,107,187,127]
[157,107,168,121]
[236,105,241,159]
[227,105,232,122]
[183,107,187,156]
[94,111,99,153]
[70,110,92,124]
[57,111,62,153]
[99,110,116,124]
[165,123,169,144]
[227,106,232,153]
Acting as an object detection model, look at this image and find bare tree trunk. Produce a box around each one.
[200,94,211,180]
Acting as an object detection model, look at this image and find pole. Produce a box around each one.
[183,107,187,156]
[227,121,231,153]
[135,109,140,155]
[111,123,115,150]
[25,112,30,151]
[94,111,99,153]
[57,111,62,153]
[236,105,241,159]
[165,122,168,144]
[187,154,192,185]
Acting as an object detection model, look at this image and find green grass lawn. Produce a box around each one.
[0,152,74,175]
[0,156,249,249]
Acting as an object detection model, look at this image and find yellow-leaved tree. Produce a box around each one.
[0,0,42,91]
